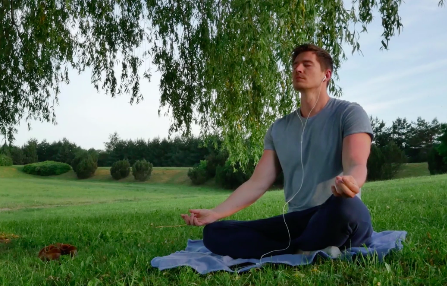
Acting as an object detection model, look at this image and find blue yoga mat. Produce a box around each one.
[151,230,407,274]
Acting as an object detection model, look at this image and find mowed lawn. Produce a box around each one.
[0,166,446,285]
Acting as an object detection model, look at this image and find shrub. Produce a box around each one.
[367,141,406,181]
[132,159,153,181]
[427,146,447,175]
[23,161,71,176]
[0,154,13,166]
[110,159,131,180]
[204,150,229,178]
[380,141,407,180]
[188,160,209,185]
[87,148,99,162]
[0,144,10,156]
[367,144,385,181]
[215,160,255,189]
[10,146,24,165]
[438,130,447,164]
[71,151,98,179]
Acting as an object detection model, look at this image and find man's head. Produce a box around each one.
[291,44,333,92]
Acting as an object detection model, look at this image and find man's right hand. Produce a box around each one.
[181,209,221,226]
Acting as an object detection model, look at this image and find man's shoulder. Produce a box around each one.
[269,110,296,129]
[325,98,371,124]
[329,97,365,113]
[278,110,297,122]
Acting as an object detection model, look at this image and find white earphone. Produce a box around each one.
[257,72,327,265]
[258,73,328,265]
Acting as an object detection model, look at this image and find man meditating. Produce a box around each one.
[181,43,374,259]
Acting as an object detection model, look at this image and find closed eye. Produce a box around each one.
[302,60,313,67]
[293,60,314,68]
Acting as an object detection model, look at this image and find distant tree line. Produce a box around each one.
[370,117,446,163]
[100,133,212,167]
[1,116,447,185]
[368,116,447,180]
[188,116,447,187]
[0,133,214,168]
[188,116,447,186]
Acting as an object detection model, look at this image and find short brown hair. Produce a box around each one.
[291,44,334,72]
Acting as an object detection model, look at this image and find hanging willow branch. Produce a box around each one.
[0,0,444,165]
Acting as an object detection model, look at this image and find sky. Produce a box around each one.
[12,1,447,150]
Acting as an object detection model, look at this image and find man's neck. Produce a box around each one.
[298,90,330,118]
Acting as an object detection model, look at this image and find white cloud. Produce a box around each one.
[362,96,419,113]
[343,58,447,98]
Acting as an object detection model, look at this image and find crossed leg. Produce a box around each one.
[203,195,373,259]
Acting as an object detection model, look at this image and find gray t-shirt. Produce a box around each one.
[264,97,373,212]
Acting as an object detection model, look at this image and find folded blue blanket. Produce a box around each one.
[151,230,407,274]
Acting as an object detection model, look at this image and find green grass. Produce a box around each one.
[1,167,447,285]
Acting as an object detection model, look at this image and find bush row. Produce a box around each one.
[18,157,153,181]
[69,150,153,181]
[110,159,153,181]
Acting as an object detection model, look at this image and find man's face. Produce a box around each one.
[292,51,328,91]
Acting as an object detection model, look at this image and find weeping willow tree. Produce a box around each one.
[0,0,444,166]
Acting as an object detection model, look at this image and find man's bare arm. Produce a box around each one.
[212,150,282,219]
[332,133,371,198]
[342,133,371,187]
[181,150,282,226]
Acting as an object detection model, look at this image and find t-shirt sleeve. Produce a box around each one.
[264,124,276,151]
[342,103,374,140]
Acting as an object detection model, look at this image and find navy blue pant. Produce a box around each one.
[203,195,373,259]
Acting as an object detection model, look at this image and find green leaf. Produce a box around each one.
[1,0,443,165]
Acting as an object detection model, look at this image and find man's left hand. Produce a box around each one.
[331,176,359,198]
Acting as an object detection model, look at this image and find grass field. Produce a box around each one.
[1,165,446,285]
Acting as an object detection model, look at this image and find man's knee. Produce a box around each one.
[324,195,371,224]
[323,196,373,246]
[203,222,217,240]
[203,221,226,251]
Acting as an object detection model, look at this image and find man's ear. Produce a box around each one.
[325,70,332,82]
[324,70,332,85]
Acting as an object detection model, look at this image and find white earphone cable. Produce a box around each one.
[258,76,326,264]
